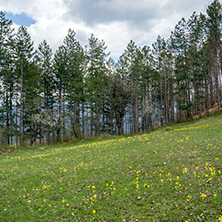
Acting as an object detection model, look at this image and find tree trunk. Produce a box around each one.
[10,89,13,145]
[142,95,146,133]
[20,55,24,145]
[82,102,85,137]
[70,100,73,139]
[62,92,66,141]
[209,69,214,108]
[90,102,94,137]
[39,122,42,144]
[188,81,193,122]
[95,102,100,137]
[57,86,62,143]
[205,76,210,117]
[6,91,10,144]
[215,63,220,111]
[102,101,105,134]
[74,101,78,138]
[170,78,174,123]
[46,101,50,144]
[134,95,139,133]
[15,97,18,147]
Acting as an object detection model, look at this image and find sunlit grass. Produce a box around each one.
[0,115,222,221]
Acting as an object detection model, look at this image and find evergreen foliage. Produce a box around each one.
[0,1,222,145]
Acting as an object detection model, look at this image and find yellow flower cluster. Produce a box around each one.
[200,193,207,200]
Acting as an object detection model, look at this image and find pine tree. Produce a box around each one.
[63,29,85,139]
[187,12,207,118]
[206,0,222,111]
[140,44,157,131]
[170,18,193,121]
[23,58,41,145]
[15,26,34,145]
[0,11,15,144]
[54,45,67,142]
[37,40,54,144]
[122,40,142,133]
[152,36,169,125]
[86,34,109,136]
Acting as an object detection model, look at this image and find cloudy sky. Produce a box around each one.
[0,0,213,58]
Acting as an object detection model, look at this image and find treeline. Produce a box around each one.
[0,0,222,146]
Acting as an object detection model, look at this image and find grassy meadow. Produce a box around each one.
[0,115,222,221]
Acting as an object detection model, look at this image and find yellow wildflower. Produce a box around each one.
[200,193,207,199]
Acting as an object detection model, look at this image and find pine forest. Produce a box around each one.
[1,0,222,146]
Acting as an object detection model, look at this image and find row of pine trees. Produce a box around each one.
[0,0,222,146]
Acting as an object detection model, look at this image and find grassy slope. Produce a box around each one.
[0,115,222,222]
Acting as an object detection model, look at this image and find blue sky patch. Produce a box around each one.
[4,11,36,27]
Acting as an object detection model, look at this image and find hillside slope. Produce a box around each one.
[0,115,222,221]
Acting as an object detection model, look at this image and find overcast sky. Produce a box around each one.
[0,0,213,58]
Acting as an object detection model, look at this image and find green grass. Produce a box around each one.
[0,115,222,221]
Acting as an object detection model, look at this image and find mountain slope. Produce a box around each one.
[0,115,222,221]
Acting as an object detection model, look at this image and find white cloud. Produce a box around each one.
[0,0,66,20]
[0,0,214,58]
